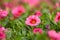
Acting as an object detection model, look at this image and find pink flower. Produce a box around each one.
[55,2,60,7]
[54,12,60,22]
[48,30,59,39]
[35,10,42,17]
[33,28,43,34]
[25,15,41,26]
[0,26,5,32]
[3,2,13,8]
[12,6,25,18]
[0,9,8,20]
[48,30,60,40]
[22,0,40,7]
[0,26,6,39]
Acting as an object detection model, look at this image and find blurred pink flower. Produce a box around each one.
[33,28,43,34]
[48,30,59,39]
[54,12,60,22]
[22,0,40,7]
[48,30,60,40]
[0,26,6,40]
[0,9,8,20]
[55,2,60,7]
[3,2,13,8]
[54,2,60,9]
[25,15,41,26]
[0,26,5,32]
[35,10,42,17]
[12,6,25,18]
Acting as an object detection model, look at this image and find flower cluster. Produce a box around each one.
[0,5,25,20]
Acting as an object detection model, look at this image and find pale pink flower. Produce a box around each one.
[0,9,8,19]
[56,2,60,7]
[54,2,60,9]
[3,2,13,8]
[25,15,41,26]
[33,28,43,34]
[0,26,6,40]
[35,10,42,17]
[48,30,59,38]
[12,6,25,18]
[48,30,60,40]
[54,12,60,22]
[22,0,40,7]
[0,27,5,32]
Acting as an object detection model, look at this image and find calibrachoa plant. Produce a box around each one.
[0,0,60,40]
